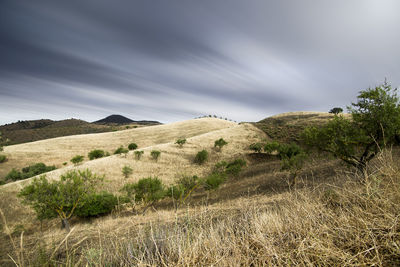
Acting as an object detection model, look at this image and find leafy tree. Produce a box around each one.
[194,149,208,164]
[329,107,343,114]
[203,173,226,190]
[280,147,307,187]
[249,143,263,153]
[214,138,228,151]
[114,146,129,156]
[75,191,118,218]
[5,163,56,181]
[225,159,247,176]
[264,141,280,154]
[150,150,161,161]
[71,155,84,165]
[88,149,105,160]
[134,150,144,160]
[128,143,138,150]
[175,138,187,148]
[304,81,400,174]
[122,165,133,178]
[18,169,103,231]
[166,175,199,202]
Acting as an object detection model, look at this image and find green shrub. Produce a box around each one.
[264,141,280,154]
[203,173,226,190]
[150,150,161,161]
[214,161,227,173]
[75,191,118,218]
[249,143,263,153]
[114,146,129,155]
[175,138,187,147]
[166,175,199,200]
[214,138,228,151]
[194,150,208,164]
[121,177,165,203]
[71,155,84,165]
[88,149,105,160]
[6,168,22,181]
[225,159,246,176]
[6,163,56,181]
[277,143,302,159]
[134,150,144,160]
[63,162,67,166]
[0,154,6,163]
[122,165,133,178]
[329,107,343,114]
[128,143,138,150]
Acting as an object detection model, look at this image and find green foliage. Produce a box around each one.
[88,149,105,160]
[75,191,118,218]
[214,138,228,151]
[18,169,103,229]
[150,150,161,161]
[63,162,67,166]
[277,143,302,159]
[0,154,6,163]
[128,143,138,150]
[6,163,56,181]
[114,146,129,155]
[225,159,247,176]
[203,173,226,190]
[249,143,263,153]
[214,161,228,173]
[71,155,84,165]
[304,81,400,171]
[121,177,165,203]
[166,175,199,200]
[0,131,3,152]
[264,141,280,154]
[329,107,343,114]
[175,138,187,147]
[122,165,133,178]
[134,150,144,160]
[194,149,208,164]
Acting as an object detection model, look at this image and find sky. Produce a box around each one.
[1,0,400,124]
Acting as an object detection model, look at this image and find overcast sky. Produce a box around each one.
[1,0,400,124]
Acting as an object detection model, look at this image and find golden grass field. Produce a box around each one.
[1,114,399,266]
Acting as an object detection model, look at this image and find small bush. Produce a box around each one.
[63,162,67,166]
[175,138,187,147]
[225,159,246,176]
[0,154,6,163]
[203,173,226,190]
[264,141,280,154]
[121,177,165,203]
[88,149,105,160]
[249,143,263,153]
[75,191,118,218]
[6,168,22,181]
[194,150,208,165]
[134,150,144,160]
[6,163,57,181]
[128,143,138,150]
[167,175,199,200]
[278,143,302,159]
[150,150,161,161]
[114,146,129,155]
[329,107,343,114]
[214,138,228,151]
[122,165,133,178]
[71,155,84,165]
[214,161,227,173]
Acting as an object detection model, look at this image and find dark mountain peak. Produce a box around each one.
[93,114,135,124]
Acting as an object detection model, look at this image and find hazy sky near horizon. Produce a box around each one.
[1,0,400,124]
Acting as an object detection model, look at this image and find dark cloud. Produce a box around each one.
[1,0,400,125]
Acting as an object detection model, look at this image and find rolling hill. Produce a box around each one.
[93,114,161,125]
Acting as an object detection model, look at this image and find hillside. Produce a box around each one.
[93,114,161,125]
[0,113,399,266]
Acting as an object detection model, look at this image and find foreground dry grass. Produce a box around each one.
[1,151,399,266]
[0,118,236,178]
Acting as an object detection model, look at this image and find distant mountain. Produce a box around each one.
[93,114,161,125]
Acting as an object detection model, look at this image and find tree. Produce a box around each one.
[88,149,105,160]
[114,146,129,156]
[304,81,400,174]
[249,143,263,153]
[70,155,84,166]
[134,150,144,160]
[278,144,306,187]
[128,143,138,150]
[175,138,187,148]
[18,169,103,231]
[329,107,343,114]
[122,165,133,178]
[150,150,161,161]
[194,150,208,164]
[214,138,228,151]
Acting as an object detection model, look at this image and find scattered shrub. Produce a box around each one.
[134,150,144,160]
[122,165,133,178]
[71,155,84,165]
[6,163,57,181]
[329,107,343,114]
[214,138,228,151]
[75,191,118,218]
[88,149,105,160]
[167,175,199,201]
[264,141,280,154]
[150,150,161,161]
[194,150,208,164]
[6,168,22,181]
[203,173,226,190]
[175,138,187,147]
[114,146,129,155]
[277,143,302,159]
[225,159,247,176]
[128,143,138,150]
[63,162,67,166]
[214,161,227,173]
[0,154,7,163]
[121,177,165,203]
[249,143,263,153]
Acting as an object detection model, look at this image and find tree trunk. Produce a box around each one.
[61,218,70,232]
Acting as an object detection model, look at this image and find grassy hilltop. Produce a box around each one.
[0,111,399,266]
